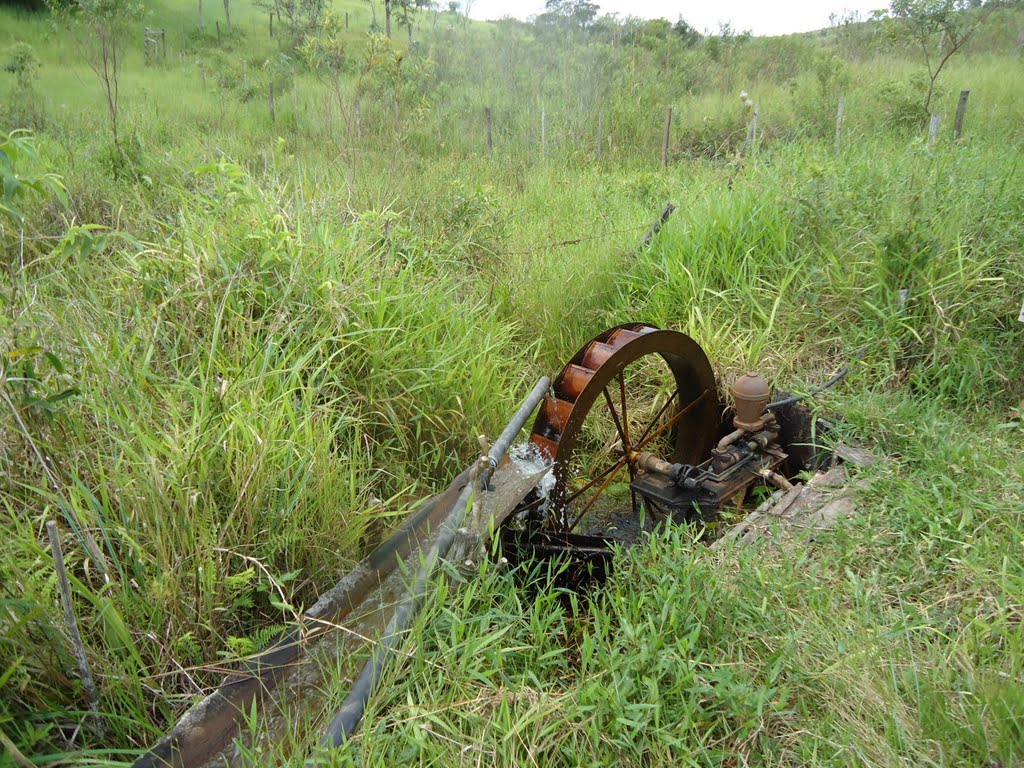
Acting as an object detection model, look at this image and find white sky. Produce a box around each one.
[467,0,887,36]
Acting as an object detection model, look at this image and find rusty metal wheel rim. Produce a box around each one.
[528,323,719,534]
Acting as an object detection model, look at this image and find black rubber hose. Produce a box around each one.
[764,347,866,411]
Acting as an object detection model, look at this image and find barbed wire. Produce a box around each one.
[490,223,651,258]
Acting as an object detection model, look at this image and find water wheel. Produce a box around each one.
[525,323,720,537]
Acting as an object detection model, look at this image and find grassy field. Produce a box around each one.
[1,0,1023,765]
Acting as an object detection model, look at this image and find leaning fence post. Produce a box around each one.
[638,203,676,252]
[485,107,493,155]
[661,106,672,168]
[834,96,845,155]
[47,520,105,739]
[954,89,970,140]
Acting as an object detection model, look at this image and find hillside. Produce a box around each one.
[1,0,1023,764]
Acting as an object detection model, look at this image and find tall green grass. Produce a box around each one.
[1,0,1023,764]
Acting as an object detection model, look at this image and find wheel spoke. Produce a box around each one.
[601,387,630,451]
[636,387,679,447]
[567,457,629,531]
[564,457,627,506]
[634,389,710,453]
[617,374,631,449]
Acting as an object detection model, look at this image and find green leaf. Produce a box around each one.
[43,351,65,374]
[46,388,80,404]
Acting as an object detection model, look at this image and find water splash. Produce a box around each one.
[508,441,554,497]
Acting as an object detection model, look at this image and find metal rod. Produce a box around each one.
[313,376,550,758]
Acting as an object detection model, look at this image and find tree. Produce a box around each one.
[256,0,328,37]
[673,17,701,46]
[395,0,430,49]
[537,0,599,31]
[888,0,993,115]
[50,0,141,158]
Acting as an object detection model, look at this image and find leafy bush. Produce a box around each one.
[3,42,44,129]
[878,73,933,129]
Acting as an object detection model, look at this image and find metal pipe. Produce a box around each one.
[716,428,746,452]
[487,377,552,475]
[312,376,551,759]
[757,468,794,492]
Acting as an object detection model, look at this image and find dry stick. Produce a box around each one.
[0,388,110,578]
[0,728,35,768]
[834,96,845,156]
[46,521,105,739]
[661,106,672,168]
[597,105,604,161]
[954,89,970,140]
[485,106,493,155]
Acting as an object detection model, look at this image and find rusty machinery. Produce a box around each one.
[501,323,837,569]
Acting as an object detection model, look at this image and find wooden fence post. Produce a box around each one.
[597,105,604,161]
[269,12,273,36]
[485,107,493,155]
[741,104,759,159]
[954,89,970,140]
[661,106,672,168]
[541,107,546,159]
[639,203,676,250]
[346,11,350,28]
[834,96,845,155]
[216,21,221,44]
